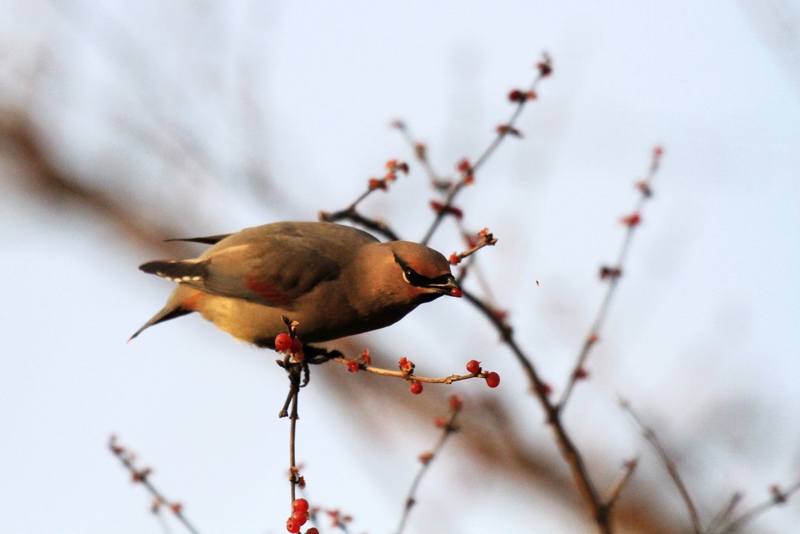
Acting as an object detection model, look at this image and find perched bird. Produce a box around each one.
[131,221,462,348]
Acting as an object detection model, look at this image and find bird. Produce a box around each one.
[131,221,462,348]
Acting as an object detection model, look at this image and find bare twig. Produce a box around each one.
[417,53,552,245]
[719,480,800,533]
[558,146,663,409]
[108,436,202,534]
[286,367,301,504]
[620,399,702,533]
[607,458,639,510]
[395,396,464,534]
[447,228,498,266]
[319,160,408,241]
[707,493,742,533]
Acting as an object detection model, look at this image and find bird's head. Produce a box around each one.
[387,241,462,304]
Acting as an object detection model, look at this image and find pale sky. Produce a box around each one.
[1,1,799,533]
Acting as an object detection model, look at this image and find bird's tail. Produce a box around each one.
[128,304,192,343]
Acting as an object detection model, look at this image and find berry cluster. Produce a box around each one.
[275,333,304,361]
[285,498,311,533]
[465,360,501,388]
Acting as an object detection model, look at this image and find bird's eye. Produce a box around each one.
[402,266,427,286]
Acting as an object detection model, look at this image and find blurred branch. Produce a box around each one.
[621,399,702,533]
[108,436,201,534]
[0,109,196,255]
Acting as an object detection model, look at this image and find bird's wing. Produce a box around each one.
[140,240,341,309]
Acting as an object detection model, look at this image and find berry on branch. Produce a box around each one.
[485,372,500,388]
[292,498,310,513]
[275,333,292,352]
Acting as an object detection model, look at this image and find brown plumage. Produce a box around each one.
[131,221,461,348]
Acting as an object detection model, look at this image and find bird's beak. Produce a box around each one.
[431,275,462,297]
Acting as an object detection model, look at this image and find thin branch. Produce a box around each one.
[620,399,702,533]
[719,480,800,533]
[287,369,301,504]
[319,160,408,241]
[447,228,498,266]
[108,436,202,534]
[417,53,552,245]
[558,146,663,409]
[395,396,463,534]
[706,493,742,534]
[331,356,484,385]
[461,288,611,532]
[606,458,639,510]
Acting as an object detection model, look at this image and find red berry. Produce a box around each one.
[410,381,423,394]
[275,333,292,352]
[286,518,301,533]
[450,288,463,298]
[292,498,309,513]
[448,394,463,410]
[485,372,500,388]
[434,416,447,428]
[291,511,308,526]
[290,337,303,354]
[306,529,320,534]
[347,360,359,373]
[449,253,460,265]
[466,360,481,374]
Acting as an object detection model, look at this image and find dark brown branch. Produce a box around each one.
[461,288,611,532]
